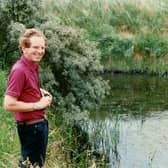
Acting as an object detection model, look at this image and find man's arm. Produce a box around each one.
[3,95,52,112]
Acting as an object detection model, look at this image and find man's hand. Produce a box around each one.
[40,88,52,97]
[35,95,53,110]
[34,88,53,110]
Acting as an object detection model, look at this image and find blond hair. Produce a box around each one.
[19,28,47,52]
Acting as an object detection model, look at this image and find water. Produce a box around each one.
[83,74,168,168]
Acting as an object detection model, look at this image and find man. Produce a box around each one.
[3,28,52,167]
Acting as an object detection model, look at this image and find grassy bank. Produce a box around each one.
[42,0,168,76]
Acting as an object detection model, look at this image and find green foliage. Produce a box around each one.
[108,1,165,33]
[0,0,43,69]
[62,123,89,167]
[0,71,6,101]
[39,20,109,122]
[98,36,134,59]
[0,71,20,168]
[135,33,168,57]
[0,2,10,68]
[6,23,26,67]
[109,2,140,33]
[2,0,42,26]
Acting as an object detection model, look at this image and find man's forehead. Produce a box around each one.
[30,36,45,45]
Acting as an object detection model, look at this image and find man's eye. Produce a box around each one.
[33,46,39,49]
[33,46,45,50]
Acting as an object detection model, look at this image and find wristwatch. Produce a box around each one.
[33,103,40,110]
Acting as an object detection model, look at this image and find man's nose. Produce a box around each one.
[38,48,45,53]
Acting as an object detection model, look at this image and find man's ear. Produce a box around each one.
[20,45,26,54]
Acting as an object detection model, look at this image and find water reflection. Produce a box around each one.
[83,74,168,168]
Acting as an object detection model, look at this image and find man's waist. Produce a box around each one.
[17,118,45,125]
[14,110,45,122]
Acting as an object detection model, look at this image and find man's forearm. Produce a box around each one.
[4,100,36,112]
[3,94,52,112]
[3,95,40,112]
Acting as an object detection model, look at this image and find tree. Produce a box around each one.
[0,0,42,68]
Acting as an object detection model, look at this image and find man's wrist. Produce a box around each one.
[32,103,40,110]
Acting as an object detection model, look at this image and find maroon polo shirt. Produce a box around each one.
[6,55,45,121]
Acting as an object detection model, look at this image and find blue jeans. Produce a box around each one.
[17,120,48,167]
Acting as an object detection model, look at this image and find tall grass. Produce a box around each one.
[0,71,20,168]
[42,0,168,35]
[42,0,168,75]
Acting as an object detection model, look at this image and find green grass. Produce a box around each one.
[0,71,20,168]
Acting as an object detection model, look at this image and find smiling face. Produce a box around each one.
[21,36,46,63]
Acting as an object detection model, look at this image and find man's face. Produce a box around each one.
[22,36,45,63]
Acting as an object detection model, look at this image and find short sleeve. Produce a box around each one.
[5,68,25,98]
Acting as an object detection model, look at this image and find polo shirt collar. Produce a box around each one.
[21,55,39,71]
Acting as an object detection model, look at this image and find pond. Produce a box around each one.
[83,74,168,168]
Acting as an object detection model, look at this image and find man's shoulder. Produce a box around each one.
[12,59,27,71]
[9,61,28,78]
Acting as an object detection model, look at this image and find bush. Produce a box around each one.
[39,20,109,122]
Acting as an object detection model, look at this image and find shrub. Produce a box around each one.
[39,20,109,122]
